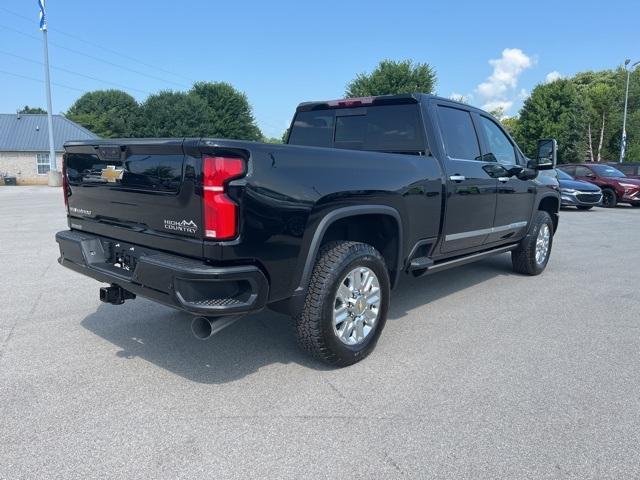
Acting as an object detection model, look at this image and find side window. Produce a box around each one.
[575,166,593,177]
[618,164,635,175]
[437,106,481,161]
[479,116,517,165]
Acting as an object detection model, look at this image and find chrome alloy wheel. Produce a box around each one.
[332,267,381,346]
[535,223,551,265]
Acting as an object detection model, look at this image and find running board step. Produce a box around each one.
[409,257,434,271]
[410,244,518,277]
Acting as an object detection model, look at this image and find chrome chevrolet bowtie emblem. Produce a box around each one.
[101,165,124,183]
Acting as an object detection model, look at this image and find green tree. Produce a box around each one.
[515,66,639,162]
[19,106,46,114]
[621,68,640,161]
[572,70,621,161]
[585,82,617,162]
[136,91,210,137]
[500,116,520,137]
[488,107,506,120]
[517,79,586,163]
[626,109,640,161]
[67,90,139,138]
[345,59,436,97]
[190,82,262,141]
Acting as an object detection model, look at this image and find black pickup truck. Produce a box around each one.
[56,94,559,366]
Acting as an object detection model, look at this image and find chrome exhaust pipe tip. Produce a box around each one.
[191,316,213,340]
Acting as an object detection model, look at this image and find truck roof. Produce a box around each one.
[296,93,469,112]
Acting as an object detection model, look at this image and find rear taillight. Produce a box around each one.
[62,160,69,213]
[202,156,245,240]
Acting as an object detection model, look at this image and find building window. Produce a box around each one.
[36,153,50,175]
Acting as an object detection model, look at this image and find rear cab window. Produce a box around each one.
[288,103,427,155]
[287,111,335,148]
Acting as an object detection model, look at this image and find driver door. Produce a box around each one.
[475,114,534,244]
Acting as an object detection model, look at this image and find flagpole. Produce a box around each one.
[42,27,57,172]
[619,59,639,163]
[39,0,61,186]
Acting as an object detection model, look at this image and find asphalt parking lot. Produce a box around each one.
[1,186,639,479]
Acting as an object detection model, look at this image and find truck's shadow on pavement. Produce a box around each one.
[81,254,514,384]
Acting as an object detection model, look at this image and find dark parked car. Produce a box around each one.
[541,169,602,209]
[606,162,640,179]
[558,163,640,208]
[56,94,560,366]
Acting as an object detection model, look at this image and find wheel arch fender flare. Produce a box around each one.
[293,205,403,297]
[535,193,560,232]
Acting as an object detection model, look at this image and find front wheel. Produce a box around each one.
[295,241,390,367]
[601,188,618,208]
[511,210,554,275]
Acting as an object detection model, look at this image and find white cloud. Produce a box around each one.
[545,71,562,83]
[483,100,513,113]
[475,48,534,113]
[518,88,529,101]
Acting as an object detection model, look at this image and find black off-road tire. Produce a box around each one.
[577,205,593,210]
[295,241,390,367]
[601,188,617,208]
[511,210,554,276]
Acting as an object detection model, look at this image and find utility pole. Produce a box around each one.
[620,59,639,163]
[40,0,62,186]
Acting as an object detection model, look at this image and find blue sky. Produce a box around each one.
[0,0,638,138]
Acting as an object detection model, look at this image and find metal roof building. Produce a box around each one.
[0,113,98,184]
[0,113,98,152]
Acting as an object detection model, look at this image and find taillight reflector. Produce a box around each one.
[62,159,70,213]
[202,156,244,240]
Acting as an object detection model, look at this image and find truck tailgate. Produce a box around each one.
[63,139,204,258]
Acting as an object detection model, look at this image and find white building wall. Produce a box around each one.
[0,151,64,185]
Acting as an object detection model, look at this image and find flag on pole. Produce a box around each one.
[38,0,47,31]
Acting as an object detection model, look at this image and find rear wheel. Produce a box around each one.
[295,241,390,367]
[577,205,593,210]
[511,210,554,276]
[601,188,617,208]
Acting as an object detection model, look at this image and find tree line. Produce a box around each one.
[64,82,262,141]
[47,60,638,163]
[507,68,640,163]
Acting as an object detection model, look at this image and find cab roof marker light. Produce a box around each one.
[326,97,376,107]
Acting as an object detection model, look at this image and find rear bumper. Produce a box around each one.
[55,230,269,316]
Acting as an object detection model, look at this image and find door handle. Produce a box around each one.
[449,175,466,182]
[498,177,510,183]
